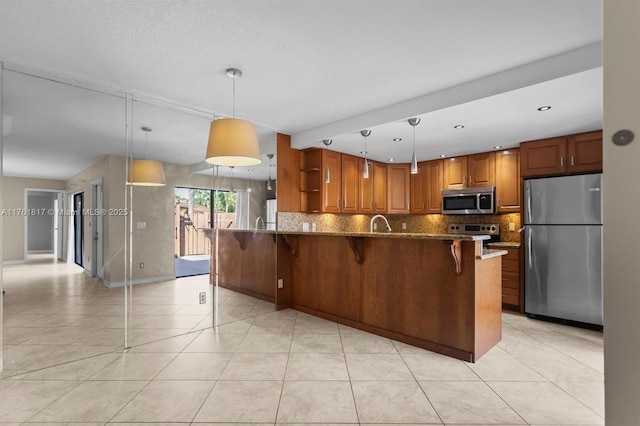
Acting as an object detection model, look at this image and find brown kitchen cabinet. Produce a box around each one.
[410,162,427,214]
[443,156,468,189]
[425,159,444,213]
[411,159,443,214]
[520,130,602,177]
[444,153,495,189]
[358,159,387,214]
[567,131,603,174]
[500,246,521,311]
[495,148,520,213]
[300,148,341,213]
[387,163,410,214]
[341,153,359,214]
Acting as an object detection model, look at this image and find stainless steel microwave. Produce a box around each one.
[442,186,495,214]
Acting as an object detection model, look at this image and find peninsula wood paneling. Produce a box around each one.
[282,233,501,362]
[213,230,276,303]
[360,238,476,353]
[289,235,361,321]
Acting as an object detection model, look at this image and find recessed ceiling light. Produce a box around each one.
[453,125,464,129]
[537,106,551,111]
[393,138,402,142]
[388,158,395,162]
[493,145,502,150]
[440,154,447,158]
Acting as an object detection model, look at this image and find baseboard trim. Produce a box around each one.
[2,259,25,265]
[102,275,176,288]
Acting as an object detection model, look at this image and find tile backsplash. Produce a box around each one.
[277,212,522,243]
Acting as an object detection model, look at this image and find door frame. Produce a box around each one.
[90,178,104,280]
[23,188,66,262]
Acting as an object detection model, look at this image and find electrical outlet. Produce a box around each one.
[402,223,407,230]
[277,278,284,289]
[508,223,515,231]
[139,262,144,269]
[199,292,206,304]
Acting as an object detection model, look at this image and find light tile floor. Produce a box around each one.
[1,255,605,425]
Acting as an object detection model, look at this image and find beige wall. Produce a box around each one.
[65,155,125,283]
[603,0,640,422]
[2,176,65,262]
[3,155,265,286]
[129,161,266,283]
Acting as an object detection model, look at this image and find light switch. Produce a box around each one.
[137,221,146,230]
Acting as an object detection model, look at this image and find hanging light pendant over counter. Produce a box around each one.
[361,129,371,179]
[409,117,420,175]
[206,118,261,166]
[128,126,166,186]
[205,68,261,167]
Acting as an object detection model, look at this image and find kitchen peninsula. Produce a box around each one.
[206,228,506,362]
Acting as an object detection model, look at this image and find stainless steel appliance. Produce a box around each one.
[448,223,500,247]
[442,186,495,215]
[265,199,277,231]
[524,173,603,327]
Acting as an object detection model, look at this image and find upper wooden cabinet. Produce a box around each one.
[443,153,495,189]
[468,152,495,187]
[519,136,567,177]
[425,159,444,213]
[358,158,374,214]
[358,159,387,214]
[341,154,359,214]
[322,150,342,213]
[411,159,443,214]
[495,148,520,213]
[387,164,411,214]
[520,131,602,177]
[300,148,341,213]
[567,131,603,174]
[410,162,428,214]
[372,161,388,214]
[443,156,468,189]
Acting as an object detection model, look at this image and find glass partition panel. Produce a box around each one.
[1,67,128,376]
[127,98,277,349]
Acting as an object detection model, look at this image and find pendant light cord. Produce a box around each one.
[232,72,236,119]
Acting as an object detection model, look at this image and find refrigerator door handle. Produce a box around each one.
[526,182,532,223]
[527,227,533,269]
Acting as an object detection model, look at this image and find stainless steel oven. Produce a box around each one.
[448,223,500,247]
[442,186,495,215]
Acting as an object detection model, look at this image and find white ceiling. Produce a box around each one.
[0,0,602,181]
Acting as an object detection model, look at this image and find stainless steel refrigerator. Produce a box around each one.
[524,173,603,327]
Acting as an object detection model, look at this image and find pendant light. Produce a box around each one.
[266,153,274,191]
[361,130,371,179]
[205,68,262,167]
[409,118,420,174]
[323,139,332,183]
[127,127,166,186]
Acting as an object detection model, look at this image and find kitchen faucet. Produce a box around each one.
[255,216,265,230]
[370,214,392,233]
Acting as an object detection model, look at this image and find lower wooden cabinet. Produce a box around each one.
[500,246,522,311]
